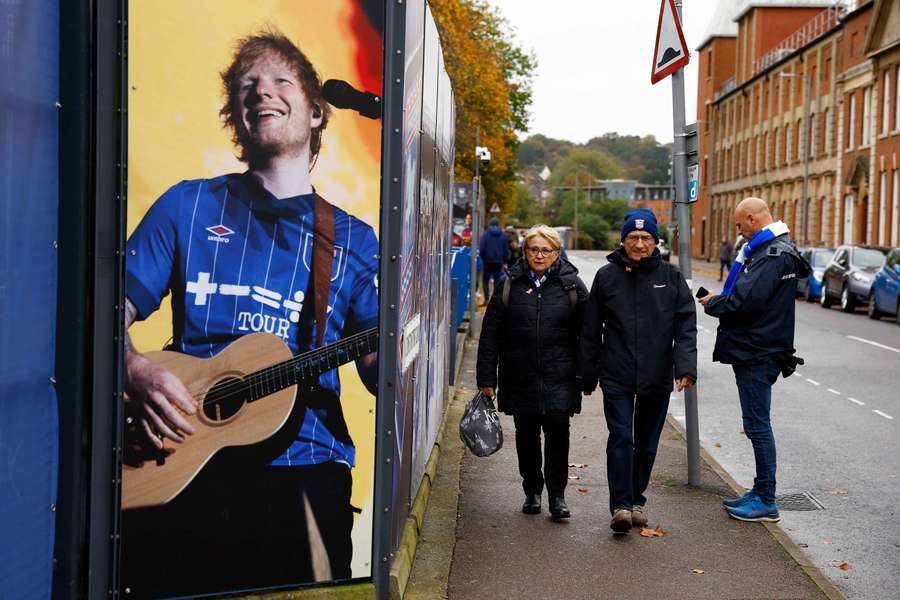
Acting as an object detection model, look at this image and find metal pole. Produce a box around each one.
[802,72,811,244]
[574,171,579,249]
[469,126,480,333]
[672,0,701,487]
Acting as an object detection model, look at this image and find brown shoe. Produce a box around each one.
[610,508,632,533]
[632,505,648,528]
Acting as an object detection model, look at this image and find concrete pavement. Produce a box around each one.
[404,314,842,600]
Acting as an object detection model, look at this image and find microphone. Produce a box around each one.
[323,79,382,120]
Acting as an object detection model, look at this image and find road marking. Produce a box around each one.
[806,379,821,386]
[873,410,894,420]
[847,335,900,355]
[847,397,865,406]
[827,388,841,395]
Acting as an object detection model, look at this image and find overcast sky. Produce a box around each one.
[487,0,720,145]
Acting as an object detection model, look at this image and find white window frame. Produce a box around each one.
[810,113,818,159]
[862,87,871,146]
[824,108,833,156]
[787,123,794,163]
[849,93,857,149]
[893,169,899,244]
[880,170,888,245]
[883,70,891,134]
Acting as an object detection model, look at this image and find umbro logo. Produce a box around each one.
[653,284,666,288]
[206,224,234,243]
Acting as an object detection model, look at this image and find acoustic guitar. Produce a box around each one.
[121,327,378,510]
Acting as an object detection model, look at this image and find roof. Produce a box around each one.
[696,0,741,50]
[733,1,846,22]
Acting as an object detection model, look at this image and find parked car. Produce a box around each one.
[658,239,671,262]
[796,247,835,301]
[820,245,888,312]
[868,247,900,322]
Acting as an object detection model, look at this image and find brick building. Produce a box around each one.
[693,1,900,257]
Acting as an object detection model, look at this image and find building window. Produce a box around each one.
[787,122,794,163]
[883,70,892,134]
[862,87,871,146]
[880,169,888,245]
[706,48,712,78]
[796,119,802,161]
[893,169,899,244]
[764,131,770,169]
[810,114,818,160]
[848,93,857,149]
[824,108,832,155]
[775,127,782,165]
[895,65,900,131]
[755,135,761,173]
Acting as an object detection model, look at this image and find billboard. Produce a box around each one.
[120,1,384,596]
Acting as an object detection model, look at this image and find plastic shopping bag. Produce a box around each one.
[459,391,503,457]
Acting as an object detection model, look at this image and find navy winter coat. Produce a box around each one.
[477,258,588,416]
[704,233,810,364]
[479,225,511,264]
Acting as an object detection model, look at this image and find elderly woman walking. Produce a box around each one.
[476,225,588,519]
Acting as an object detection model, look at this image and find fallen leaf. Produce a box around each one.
[567,475,580,480]
[576,487,589,493]
[837,562,850,570]
[714,442,722,448]
[568,463,588,468]
[690,568,705,574]
[896,543,900,548]
[639,524,667,538]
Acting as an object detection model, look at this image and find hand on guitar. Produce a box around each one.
[124,299,197,450]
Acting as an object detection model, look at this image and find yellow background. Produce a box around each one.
[128,0,382,575]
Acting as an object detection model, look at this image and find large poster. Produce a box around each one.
[120,1,384,596]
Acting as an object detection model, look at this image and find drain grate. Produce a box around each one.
[776,491,824,511]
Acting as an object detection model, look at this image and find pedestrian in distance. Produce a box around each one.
[718,236,733,281]
[476,225,588,520]
[579,208,697,534]
[479,217,512,301]
[508,235,524,267]
[699,197,810,523]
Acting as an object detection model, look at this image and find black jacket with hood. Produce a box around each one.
[579,247,697,395]
[476,257,589,416]
[704,233,809,365]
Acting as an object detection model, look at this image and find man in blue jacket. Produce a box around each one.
[479,218,511,300]
[699,197,809,523]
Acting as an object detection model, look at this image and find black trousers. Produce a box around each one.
[513,412,570,498]
[602,385,669,514]
[120,460,354,598]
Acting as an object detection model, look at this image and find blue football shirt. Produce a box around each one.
[126,173,379,468]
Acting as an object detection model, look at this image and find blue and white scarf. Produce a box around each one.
[721,221,790,296]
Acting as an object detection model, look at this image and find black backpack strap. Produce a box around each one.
[568,287,578,309]
[501,277,511,307]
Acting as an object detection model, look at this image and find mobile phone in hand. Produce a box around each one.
[696,286,709,299]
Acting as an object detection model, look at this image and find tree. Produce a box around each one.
[431,0,536,215]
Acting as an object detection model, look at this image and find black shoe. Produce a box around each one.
[549,496,570,519]
[522,493,541,514]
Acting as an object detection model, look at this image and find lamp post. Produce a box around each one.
[469,127,481,325]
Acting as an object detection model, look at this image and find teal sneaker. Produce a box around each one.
[722,490,757,509]
[726,497,780,522]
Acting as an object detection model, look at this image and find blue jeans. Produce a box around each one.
[732,360,781,504]
[602,385,670,514]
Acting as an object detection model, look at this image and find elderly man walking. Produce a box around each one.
[580,208,697,533]
[699,197,809,523]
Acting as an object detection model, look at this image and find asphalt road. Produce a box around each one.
[569,250,900,600]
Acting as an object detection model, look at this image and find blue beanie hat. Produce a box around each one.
[621,208,659,242]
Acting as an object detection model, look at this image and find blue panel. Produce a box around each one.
[0,1,60,599]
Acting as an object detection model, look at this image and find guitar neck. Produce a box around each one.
[246,327,378,400]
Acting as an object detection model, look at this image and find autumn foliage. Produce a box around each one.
[430,0,535,214]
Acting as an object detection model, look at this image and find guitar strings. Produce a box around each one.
[176,328,379,409]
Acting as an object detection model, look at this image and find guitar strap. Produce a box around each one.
[313,193,335,348]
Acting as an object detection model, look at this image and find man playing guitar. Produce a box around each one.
[122,29,379,597]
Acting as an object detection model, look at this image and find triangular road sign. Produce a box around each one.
[489,202,501,213]
[651,0,690,84]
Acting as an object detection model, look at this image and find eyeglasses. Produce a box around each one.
[526,246,557,257]
[624,234,655,244]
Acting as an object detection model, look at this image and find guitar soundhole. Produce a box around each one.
[202,377,250,423]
